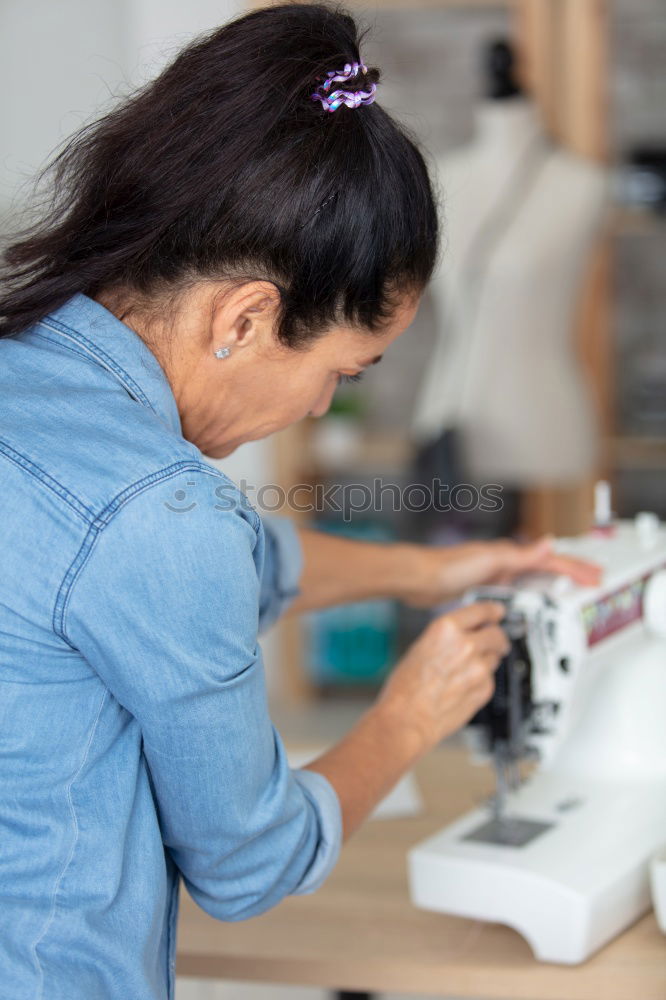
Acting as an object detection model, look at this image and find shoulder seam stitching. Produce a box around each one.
[53,462,259,646]
[38,319,155,412]
[0,438,95,523]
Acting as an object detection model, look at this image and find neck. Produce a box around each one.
[473,98,543,152]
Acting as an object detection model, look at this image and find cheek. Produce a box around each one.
[287,370,335,410]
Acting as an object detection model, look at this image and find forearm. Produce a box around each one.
[283,525,602,617]
[288,528,422,613]
[303,700,425,840]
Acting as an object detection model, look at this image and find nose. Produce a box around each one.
[308,384,337,419]
[309,398,332,419]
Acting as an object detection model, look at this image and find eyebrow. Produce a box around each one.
[360,354,383,367]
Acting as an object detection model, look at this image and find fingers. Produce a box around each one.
[462,655,498,713]
[519,535,602,586]
[429,603,509,670]
[448,600,506,631]
[486,537,549,576]
[381,600,509,751]
[492,537,603,587]
[480,648,505,673]
[541,552,602,586]
[466,643,507,682]
[470,673,496,709]
[474,624,510,658]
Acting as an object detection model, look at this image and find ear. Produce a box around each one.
[209,281,282,355]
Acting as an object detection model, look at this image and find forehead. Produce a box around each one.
[332,293,421,356]
[381,294,421,337]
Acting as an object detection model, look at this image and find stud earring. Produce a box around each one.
[214,347,231,359]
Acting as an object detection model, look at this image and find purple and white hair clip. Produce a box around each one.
[311,61,377,113]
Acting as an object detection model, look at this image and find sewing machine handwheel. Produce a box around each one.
[644,570,666,638]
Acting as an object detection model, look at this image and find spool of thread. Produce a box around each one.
[592,480,615,536]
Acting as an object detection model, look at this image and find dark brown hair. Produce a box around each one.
[0,3,439,345]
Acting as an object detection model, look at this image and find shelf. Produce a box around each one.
[608,435,666,470]
[609,205,666,238]
[311,429,413,478]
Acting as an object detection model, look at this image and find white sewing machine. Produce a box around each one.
[408,512,666,964]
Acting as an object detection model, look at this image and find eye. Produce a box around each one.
[339,372,365,385]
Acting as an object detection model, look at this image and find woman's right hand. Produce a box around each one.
[374,600,510,759]
[304,600,510,840]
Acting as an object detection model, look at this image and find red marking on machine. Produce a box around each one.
[582,575,649,647]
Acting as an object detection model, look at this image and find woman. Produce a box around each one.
[0,5,598,999]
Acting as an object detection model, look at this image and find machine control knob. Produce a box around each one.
[644,570,666,638]
[635,511,661,549]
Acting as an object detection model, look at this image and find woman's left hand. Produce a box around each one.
[402,535,603,609]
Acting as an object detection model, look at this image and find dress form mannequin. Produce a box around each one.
[413,42,610,486]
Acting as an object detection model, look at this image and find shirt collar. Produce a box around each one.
[38,292,182,435]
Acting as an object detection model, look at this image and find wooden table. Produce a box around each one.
[177,747,666,1000]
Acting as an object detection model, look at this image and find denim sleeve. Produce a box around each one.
[258,515,303,633]
[63,471,341,920]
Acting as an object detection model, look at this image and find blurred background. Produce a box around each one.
[2,0,665,710]
[1,3,664,994]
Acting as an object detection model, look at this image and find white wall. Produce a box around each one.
[0,0,243,217]
[124,0,244,81]
[0,0,123,215]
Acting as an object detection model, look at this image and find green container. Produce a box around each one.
[305,520,397,687]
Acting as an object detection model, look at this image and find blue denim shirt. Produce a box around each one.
[0,294,341,1000]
